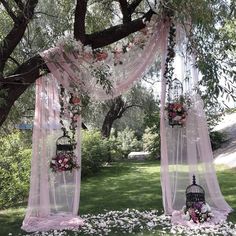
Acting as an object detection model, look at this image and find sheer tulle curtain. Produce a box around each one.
[22,18,170,232]
[22,75,83,232]
[160,49,232,224]
[41,17,169,101]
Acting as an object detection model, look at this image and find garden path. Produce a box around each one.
[213,112,236,168]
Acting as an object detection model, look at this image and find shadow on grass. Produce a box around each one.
[0,207,26,236]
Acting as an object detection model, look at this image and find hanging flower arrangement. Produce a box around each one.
[166,102,187,126]
[50,152,79,173]
[182,202,214,223]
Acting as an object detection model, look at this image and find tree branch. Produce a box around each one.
[118,0,131,23]
[74,0,88,43]
[0,0,18,23]
[13,0,24,11]
[86,9,155,49]
[0,54,46,126]
[128,0,143,14]
[0,0,39,72]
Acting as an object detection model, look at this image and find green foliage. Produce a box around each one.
[204,98,224,131]
[210,130,227,150]
[81,130,109,177]
[1,86,35,134]
[0,131,32,209]
[115,127,142,158]
[142,127,160,160]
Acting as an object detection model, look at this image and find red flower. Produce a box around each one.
[95,52,108,61]
[71,97,80,105]
[188,208,199,223]
[83,52,93,61]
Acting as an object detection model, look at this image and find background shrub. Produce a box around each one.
[115,127,142,159]
[0,131,32,209]
[81,130,109,177]
[142,127,160,160]
[210,130,227,150]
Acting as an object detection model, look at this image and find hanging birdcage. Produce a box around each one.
[50,134,79,173]
[186,175,205,209]
[167,78,187,127]
[56,134,74,154]
[184,175,214,223]
[169,78,183,101]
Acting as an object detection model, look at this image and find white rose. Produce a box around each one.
[201,204,208,213]
[173,115,182,121]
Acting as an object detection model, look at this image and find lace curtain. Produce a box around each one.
[22,16,169,232]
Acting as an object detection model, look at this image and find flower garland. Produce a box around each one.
[49,84,81,173]
[53,15,158,95]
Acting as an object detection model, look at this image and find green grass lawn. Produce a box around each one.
[0,161,235,236]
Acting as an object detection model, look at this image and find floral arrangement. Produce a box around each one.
[182,202,214,223]
[166,102,187,126]
[50,152,79,173]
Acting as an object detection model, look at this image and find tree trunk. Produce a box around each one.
[101,96,125,138]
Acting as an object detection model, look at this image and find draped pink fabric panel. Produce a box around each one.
[160,44,232,223]
[41,17,169,101]
[22,75,83,232]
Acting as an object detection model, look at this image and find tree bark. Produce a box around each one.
[101,96,126,138]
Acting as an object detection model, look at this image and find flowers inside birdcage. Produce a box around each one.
[165,93,191,127]
[50,152,80,173]
[166,102,187,126]
[182,202,214,223]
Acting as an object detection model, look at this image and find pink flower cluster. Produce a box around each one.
[183,202,213,223]
[167,102,187,126]
[50,153,79,173]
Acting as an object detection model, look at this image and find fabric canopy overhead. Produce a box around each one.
[21,13,232,232]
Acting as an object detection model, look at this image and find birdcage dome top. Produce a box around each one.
[186,175,205,195]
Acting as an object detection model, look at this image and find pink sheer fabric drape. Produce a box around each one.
[41,16,169,102]
[160,39,232,225]
[22,16,170,232]
[22,75,83,232]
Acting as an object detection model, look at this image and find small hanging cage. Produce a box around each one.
[168,78,183,101]
[50,134,79,173]
[186,175,205,209]
[167,78,187,127]
[56,134,74,155]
